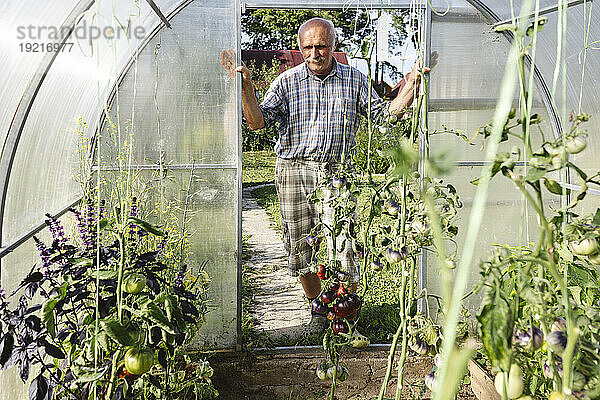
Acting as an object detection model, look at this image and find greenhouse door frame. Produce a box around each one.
[241,0,432,313]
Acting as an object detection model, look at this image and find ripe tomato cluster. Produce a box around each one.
[312,264,362,335]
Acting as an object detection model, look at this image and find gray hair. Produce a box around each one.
[297,18,337,49]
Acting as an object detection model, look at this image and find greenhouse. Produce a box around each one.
[0,0,599,399]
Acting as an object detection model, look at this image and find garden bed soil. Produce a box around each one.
[207,346,477,400]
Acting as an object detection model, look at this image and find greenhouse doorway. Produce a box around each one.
[239,3,426,346]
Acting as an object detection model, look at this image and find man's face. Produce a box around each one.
[299,25,335,75]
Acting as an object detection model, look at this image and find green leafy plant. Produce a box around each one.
[0,119,217,399]
[0,196,214,400]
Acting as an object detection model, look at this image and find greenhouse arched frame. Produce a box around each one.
[1,0,599,398]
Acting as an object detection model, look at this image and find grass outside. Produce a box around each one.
[243,150,276,187]
[242,150,410,346]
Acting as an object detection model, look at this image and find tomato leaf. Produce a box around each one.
[100,319,135,347]
[128,217,165,237]
[73,365,109,383]
[525,167,546,183]
[471,160,502,185]
[543,178,568,195]
[97,331,110,352]
[90,269,118,280]
[568,286,583,305]
[381,141,419,178]
[148,373,162,389]
[144,302,176,334]
[592,208,600,226]
[477,292,513,371]
[568,162,588,181]
[557,242,574,263]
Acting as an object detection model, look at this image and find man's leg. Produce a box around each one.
[300,272,322,299]
[275,158,321,294]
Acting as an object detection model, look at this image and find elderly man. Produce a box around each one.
[221,17,424,333]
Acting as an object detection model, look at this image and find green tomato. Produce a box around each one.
[123,273,147,294]
[570,238,599,256]
[411,219,430,235]
[543,143,562,156]
[124,348,155,376]
[529,157,544,168]
[337,366,349,382]
[316,363,329,380]
[565,136,587,154]
[588,252,600,265]
[350,331,370,348]
[494,364,524,399]
[551,155,564,170]
[548,391,563,400]
[327,365,343,379]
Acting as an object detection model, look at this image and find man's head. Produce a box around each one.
[297,18,337,75]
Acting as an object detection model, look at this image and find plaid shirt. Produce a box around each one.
[259,59,388,163]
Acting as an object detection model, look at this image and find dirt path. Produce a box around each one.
[242,185,311,340]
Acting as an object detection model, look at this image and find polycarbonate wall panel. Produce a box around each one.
[2,0,179,245]
[102,2,238,165]
[431,0,471,12]
[463,0,584,21]
[428,8,554,161]
[426,2,558,314]
[100,0,239,348]
[0,225,58,400]
[0,0,79,147]
[97,168,239,348]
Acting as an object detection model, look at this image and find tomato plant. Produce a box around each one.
[468,17,600,400]
[0,194,215,400]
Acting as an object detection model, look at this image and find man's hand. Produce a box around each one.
[407,58,432,85]
[388,55,434,116]
[220,49,252,88]
[219,48,265,130]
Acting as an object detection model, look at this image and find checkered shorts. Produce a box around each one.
[274,158,360,283]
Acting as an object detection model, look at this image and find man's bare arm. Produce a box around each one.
[220,49,265,130]
[388,61,430,116]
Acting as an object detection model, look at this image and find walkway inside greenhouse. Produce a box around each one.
[242,185,311,340]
